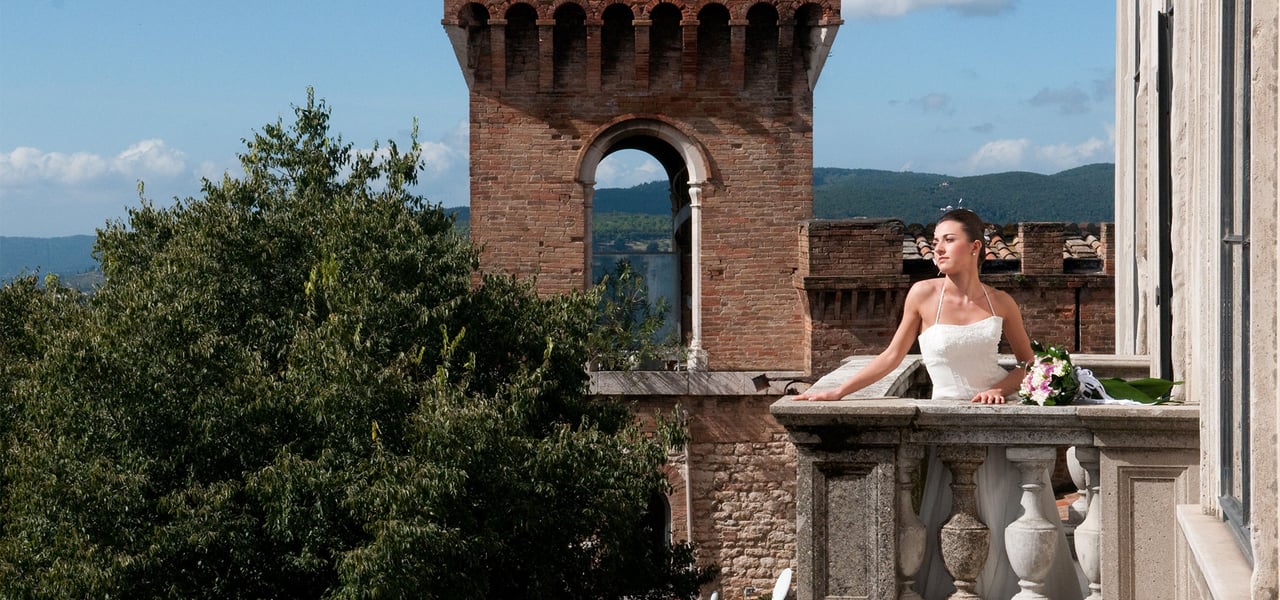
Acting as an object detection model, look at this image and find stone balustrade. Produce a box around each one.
[770,356,1199,600]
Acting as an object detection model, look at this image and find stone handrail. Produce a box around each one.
[770,356,1199,600]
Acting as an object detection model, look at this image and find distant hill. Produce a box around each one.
[812,163,1114,224]
[0,235,99,282]
[575,164,1114,225]
[1,165,1114,286]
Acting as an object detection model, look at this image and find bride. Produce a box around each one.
[792,208,1083,599]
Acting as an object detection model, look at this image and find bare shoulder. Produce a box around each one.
[985,285,1023,316]
[903,279,942,321]
[908,278,942,298]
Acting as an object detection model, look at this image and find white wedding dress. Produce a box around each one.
[912,285,1084,600]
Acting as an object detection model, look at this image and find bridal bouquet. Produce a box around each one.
[1018,341,1181,406]
[1019,342,1079,405]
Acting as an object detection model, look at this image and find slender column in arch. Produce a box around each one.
[581,181,595,290]
[686,182,706,370]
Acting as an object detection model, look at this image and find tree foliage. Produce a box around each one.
[0,91,712,599]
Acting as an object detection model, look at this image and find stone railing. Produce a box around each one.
[770,356,1199,600]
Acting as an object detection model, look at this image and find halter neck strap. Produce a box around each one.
[935,280,997,326]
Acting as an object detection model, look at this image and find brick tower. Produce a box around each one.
[443,0,842,371]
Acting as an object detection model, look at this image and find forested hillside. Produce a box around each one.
[0,236,99,284]
[812,163,1113,224]
[449,164,1113,237]
[3,165,1113,283]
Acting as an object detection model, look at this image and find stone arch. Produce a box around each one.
[553,3,588,90]
[578,117,712,367]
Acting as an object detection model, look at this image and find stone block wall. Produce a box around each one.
[629,392,797,600]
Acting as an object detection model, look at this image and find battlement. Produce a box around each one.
[799,219,1116,373]
[442,0,842,100]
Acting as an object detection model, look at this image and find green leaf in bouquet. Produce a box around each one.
[1122,377,1182,401]
[1098,377,1182,404]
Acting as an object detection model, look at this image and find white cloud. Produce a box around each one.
[957,129,1113,174]
[0,147,108,184]
[846,0,1016,19]
[417,120,468,179]
[596,151,664,189]
[1034,137,1108,169]
[0,140,186,185]
[113,139,186,178]
[961,138,1030,173]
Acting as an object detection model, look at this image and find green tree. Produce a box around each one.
[0,91,712,599]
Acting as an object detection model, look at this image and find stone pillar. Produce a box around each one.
[729,19,746,89]
[896,445,926,600]
[681,20,698,90]
[633,19,651,91]
[1004,446,1060,600]
[686,183,706,370]
[938,446,989,600]
[537,19,554,91]
[489,20,507,89]
[1072,446,1103,600]
[776,18,794,94]
[585,20,601,93]
[581,181,595,290]
[1019,222,1066,275]
[1099,222,1115,276]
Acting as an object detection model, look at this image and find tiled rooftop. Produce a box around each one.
[902,223,1106,262]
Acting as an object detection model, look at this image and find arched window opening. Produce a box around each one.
[601,4,636,91]
[591,148,689,367]
[643,491,673,550]
[792,3,822,92]
[697,4,731,89]
[745,3,779,93]
[460,4,492,86]
[553,3,588,90]
[505,3,539,92]
[649,3,683,90]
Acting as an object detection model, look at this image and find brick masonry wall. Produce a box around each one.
[451,0,839,371]
[801,219,1116,373]
[469,93,813,371]
[634,395,796,600]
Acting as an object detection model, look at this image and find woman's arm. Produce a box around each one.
[971,288,1035,404]
[793,281,930,401]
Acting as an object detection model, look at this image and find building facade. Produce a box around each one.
[1115,0,1279,597]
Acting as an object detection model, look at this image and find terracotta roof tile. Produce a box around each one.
[900,222,1106,270]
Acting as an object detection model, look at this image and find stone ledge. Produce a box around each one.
[1177,504,1253,600]
[589,370,808,396]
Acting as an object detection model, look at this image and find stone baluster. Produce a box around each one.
[1065,446,1089,527]
[1004,447,1060,599]
[896,445,926,600]
[938,446,989,600]
[1072,446,1103,600]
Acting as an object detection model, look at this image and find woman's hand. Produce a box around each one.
[971,388,1008,404]
[792,388,845,401]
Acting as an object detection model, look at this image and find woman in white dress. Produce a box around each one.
[792,209,1083,599]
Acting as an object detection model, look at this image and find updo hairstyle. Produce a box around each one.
[936,208,987,266]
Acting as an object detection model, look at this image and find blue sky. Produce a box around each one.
[0,0,1114,237]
